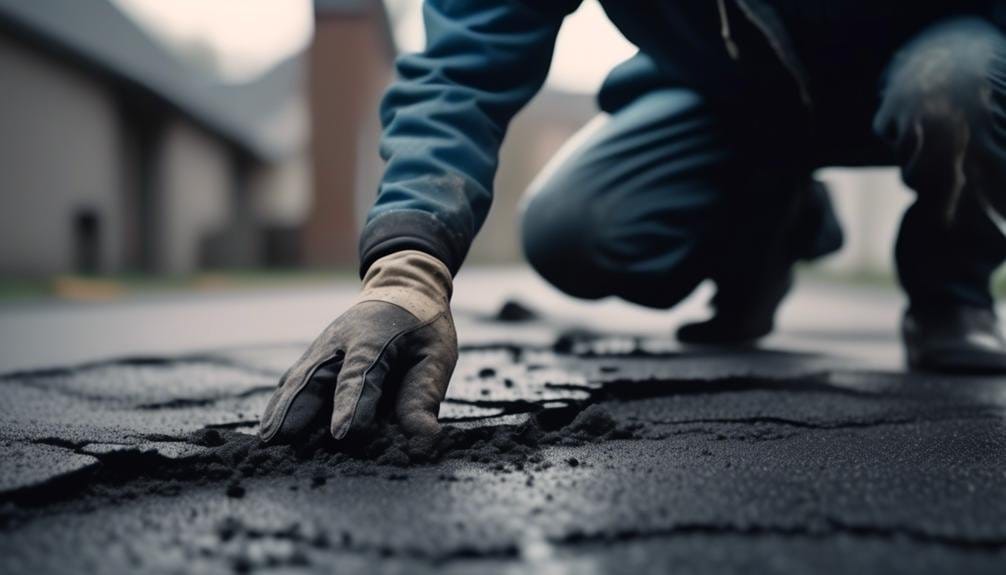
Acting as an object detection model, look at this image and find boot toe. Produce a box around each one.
[676,316,771,346]
[903,307,1006,374]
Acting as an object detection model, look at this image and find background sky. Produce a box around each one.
[385,0,635,93]
[112,0,636,92]
[110,0,315,82]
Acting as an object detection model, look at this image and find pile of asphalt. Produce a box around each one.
[0,403,637,516]
[202,403,637,494]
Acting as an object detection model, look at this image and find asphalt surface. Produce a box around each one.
[1,279,1005,574]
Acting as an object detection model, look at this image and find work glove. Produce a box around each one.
[259,250,457,443]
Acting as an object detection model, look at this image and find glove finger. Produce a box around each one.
[396,350,456,437]
[329,343,397,440]
[259,355,342,443]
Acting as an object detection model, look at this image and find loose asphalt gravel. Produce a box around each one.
[1,300,1005,574]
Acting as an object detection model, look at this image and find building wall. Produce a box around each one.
[817,168,914,276]
[0,23,921,279]
[352,81,386,232]
[250,153,312,228]
[248,150,313,266]
[468,89,597,264]
[0,32,125,276]
[304,9,394,268]
[152,119,233,275]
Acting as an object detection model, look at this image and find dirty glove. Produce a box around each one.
[259,250,457,442]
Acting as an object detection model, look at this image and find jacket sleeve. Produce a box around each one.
[358,0,581,276]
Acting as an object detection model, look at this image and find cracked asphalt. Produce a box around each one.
[1,278,1005,574]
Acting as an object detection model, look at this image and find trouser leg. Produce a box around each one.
[520,82,841,312]
[875,17,1006,311]
[520,88,730,309]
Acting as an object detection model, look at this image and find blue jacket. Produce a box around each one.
[360,0,1003,276]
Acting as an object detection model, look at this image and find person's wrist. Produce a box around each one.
[356,250,453,322]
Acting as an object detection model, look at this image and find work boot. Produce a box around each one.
[676,268,793,345]
[676,180,841,346]
[903,306,1006,374]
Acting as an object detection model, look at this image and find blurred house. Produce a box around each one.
[0,0,909,280]
[816,168,913,277]
[0,0,314,276]
[468,88,596,263]
[0,0,397,278]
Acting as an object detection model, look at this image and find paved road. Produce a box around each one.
[2,271,1003,574]
[0,268,905,372]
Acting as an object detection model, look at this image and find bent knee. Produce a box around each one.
[520,187,707,308]
[520,189,609,300]
[876,18,1004,138]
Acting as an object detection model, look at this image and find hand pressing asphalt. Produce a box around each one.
[259,250,457,442]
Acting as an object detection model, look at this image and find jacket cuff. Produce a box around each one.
[358,210,468,278]
[357,250,453,321]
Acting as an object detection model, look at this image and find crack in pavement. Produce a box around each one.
[4,366,275,407]
[635,410,1006,432]
[0,354,285,382]
[3,335,1006,574]
[552,519,1006,554]
[111,512,1006,572]
[7,364,1001,501]
[444,370,906,422]
[32,437,90,450]
[134,386,275,410]
[552,374,897,399]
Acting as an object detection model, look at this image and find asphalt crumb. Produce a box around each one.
[0,404,639,518]
[226,482,246,498]
[221,403,639,480]
[493,299,539,322]
[204,517,323,572]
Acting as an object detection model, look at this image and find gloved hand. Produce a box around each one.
[259,250,457,442]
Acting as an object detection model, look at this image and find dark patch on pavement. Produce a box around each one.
[491,299,540,322]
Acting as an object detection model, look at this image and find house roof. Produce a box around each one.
[0,0,308,162]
